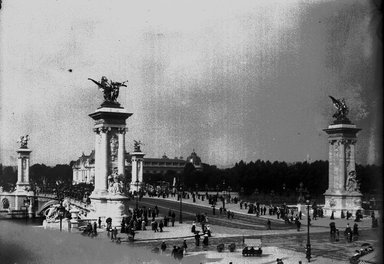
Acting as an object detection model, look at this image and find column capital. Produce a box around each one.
[118,127,128,134]
[100,127,111,133]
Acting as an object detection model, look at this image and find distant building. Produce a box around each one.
[72,150,203,185]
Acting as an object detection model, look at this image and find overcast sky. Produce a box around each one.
[0,0,382,167]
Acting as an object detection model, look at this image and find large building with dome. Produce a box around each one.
[72,150,203,185]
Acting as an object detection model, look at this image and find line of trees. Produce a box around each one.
[1,160,381,200]
[180,160,382,199]
[0,163,73,192]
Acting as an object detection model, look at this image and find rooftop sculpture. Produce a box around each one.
[88,76,128,104]
[133,140,143,152]
[17,135,29,148]
[329,96,350,123]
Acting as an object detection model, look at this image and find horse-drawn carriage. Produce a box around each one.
[242,238,262,257]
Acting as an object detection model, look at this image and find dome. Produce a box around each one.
[186,150,201,165]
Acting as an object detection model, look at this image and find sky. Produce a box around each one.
[0,0,382,167]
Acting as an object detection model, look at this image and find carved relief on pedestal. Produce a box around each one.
[110,135,118,161]
[329,198,336,207]
[353,198,361,206]
[346,170,359,192]
[345,143,351,168]
[107,168,124,195]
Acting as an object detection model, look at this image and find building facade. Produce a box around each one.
[72,150,202,185]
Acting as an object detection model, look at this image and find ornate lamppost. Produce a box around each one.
[222,179,226,209]
[135,180,139,210]
[58,199,65,232]
[179,185,183,223]
[135,159,139,210]
[305,193,311,262]
[23,199,30,224]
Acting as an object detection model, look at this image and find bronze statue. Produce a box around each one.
[133,140,143,152]
[17,135,29,148]
[88,76,128,103]
[329,96,350,123]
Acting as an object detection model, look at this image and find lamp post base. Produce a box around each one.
[306,244,311,262]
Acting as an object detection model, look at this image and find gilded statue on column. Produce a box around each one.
[329,96,350,123]
[88,76,128,104]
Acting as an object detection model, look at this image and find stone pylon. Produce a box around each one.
[88,104,132,223]
[15,146,32,193]
[130,150,145,192]
[323,122,362,217]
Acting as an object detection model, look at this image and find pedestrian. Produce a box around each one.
[93,221,97,235]
[160,241,167,253]
[203,233,209,246]
[159,220,164,232]
[106,217,112,231]
[98,217,102,228]
[206,225,212,237]
[345,223,352,242]
[195,232,200,246]
[191,221,196,233]
[296,219,301,231]
[155,205,159,217]
[267,219,271,230]
[171,211,176,227]
[113,227,118,240]
[171,246,177,259]
[353,223,359,237]
[182,239,188,254]
[299,211,302,220]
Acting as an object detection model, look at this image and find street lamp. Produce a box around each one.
[222,180,226,210]
[135,180,139,210]
[305,193,311,262]
[58,200,65,232]
[179,186,183,223]
[23,199,30,224]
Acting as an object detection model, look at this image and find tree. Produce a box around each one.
[0,166,17,191]
[30,164,50,187]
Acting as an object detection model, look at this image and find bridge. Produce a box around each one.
[0,191,92,219]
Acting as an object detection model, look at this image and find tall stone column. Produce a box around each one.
[17,157,22,184]
[93,128,105,195]
[100,127,109,191]
[25,158,30,183]
[117,128,126,176]
[338,139,346,191]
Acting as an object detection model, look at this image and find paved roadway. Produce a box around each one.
[127,197,295,230]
